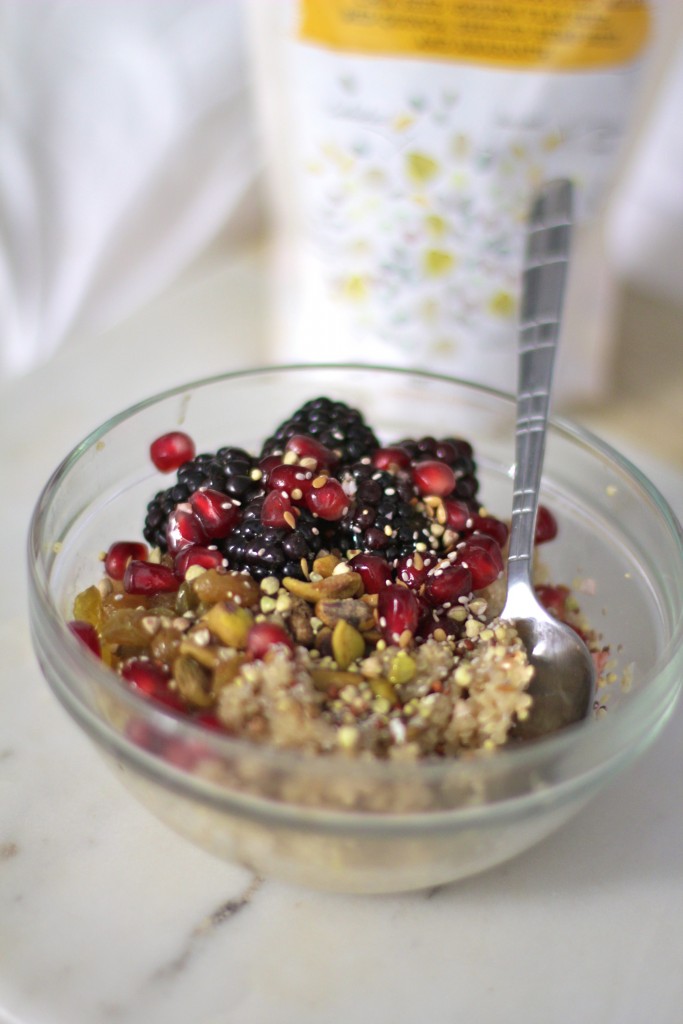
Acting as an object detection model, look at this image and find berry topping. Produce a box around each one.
[121,659,184,711]
[395,551,438,590]
[455,536,504,589]
[174,545,226,578]
[189,489,240,539]
[247,621,295,660]
[261,490,299,530]
[423,563,472,608]
[150,431,196,472]
[284,434,339,470]
[348,552,393,593]
[143,447,262,551]
[260,397,379,466]
[377,585,420,644]
[411,459,457,497]
[123,560,180,595]
[104,541,149,581]
[371,446,412,472]
[166,505,206,554]
[535,505,559,544]
[304,477,349,521]
[68,620,101,657]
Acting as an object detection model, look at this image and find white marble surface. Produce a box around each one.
[2,244,683,1024]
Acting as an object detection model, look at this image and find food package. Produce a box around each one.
[248,0,677,405]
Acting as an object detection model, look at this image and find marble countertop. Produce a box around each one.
[2,242,682,1024]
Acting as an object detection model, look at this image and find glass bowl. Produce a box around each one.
[28,365,683,893]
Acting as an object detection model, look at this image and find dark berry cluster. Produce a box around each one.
[260,396,379,466]
[142,397,493,584]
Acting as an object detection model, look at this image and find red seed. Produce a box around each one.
[121,658,184,711]
[267,464,313,500]
[377,585,420,643]
[535,505,558,544]
[189,488,240,539]
[174,545,226,578]
[442,498,474,533]
[394,551,438,590]
[246,621,295,660]
[261,490,299,529]
[150,431,195,472]
[348,552,393,594]
[123,560,180,595]
[67,620,101,658]
[104,541,149,581]
[166,504,207,554]
[455,536,503,590]
[285,434,339,469]
[412,460,457,497]
[418,611,462,643]
[470,515,509,548]
[423,564,473,607]
[305,478,349,521]
[371,446,412,472]
[536,584,570,618]
[258,454,283,484]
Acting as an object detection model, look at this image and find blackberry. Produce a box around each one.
[220,497,326,580]
[334,463,434,562]
[260,397,379,467]
[397,436,479,501]
[143,447,263,550]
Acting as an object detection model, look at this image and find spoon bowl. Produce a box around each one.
[502,179,596,739]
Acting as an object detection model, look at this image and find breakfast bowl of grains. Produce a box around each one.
[28,365,683,893]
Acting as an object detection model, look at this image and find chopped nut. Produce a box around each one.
[315,597,375,632]
[202,603,254,649]
[331,619,365,669]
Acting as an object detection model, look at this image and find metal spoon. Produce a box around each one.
[503,179,595,741]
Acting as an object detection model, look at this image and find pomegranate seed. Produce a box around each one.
[189,489,240,539]
[258,454,283,484]
[67,620,101,657]
[305,478,349,520]
[377,585,420,643]
[163,738,208,770]
[166,504,207,554]
[418,612,462,642]
[194,710,228,732]
[285,434,339,469]
[267,464,313,500]
[124,560,180,595]
[261,490,300,529]
[104,541,148,581]
[121,658,184,711]
[535,505,558,544]
[442,498,474,533]
[536,584,570,618]
[174,545,226,577]
[394,551,437,590]
[150,431,195,472]
[348,553,393,594]
[247,621,295,659]
[455,536,503,590]
[423,564,473,607]
[371,446,411,472]
[412,460,456,497]
[126,718,166,753]
[470,515,509,548]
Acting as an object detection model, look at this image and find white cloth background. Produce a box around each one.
[0,1,680,382]
[0,0,261,379]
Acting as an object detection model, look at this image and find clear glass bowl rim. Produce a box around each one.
[27,363,683,803]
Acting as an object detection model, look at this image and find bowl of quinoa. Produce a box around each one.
[29,365,683,893]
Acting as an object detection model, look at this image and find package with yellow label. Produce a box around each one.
[247,1,678,404]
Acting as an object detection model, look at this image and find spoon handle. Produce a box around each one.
[507,180,573,592]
